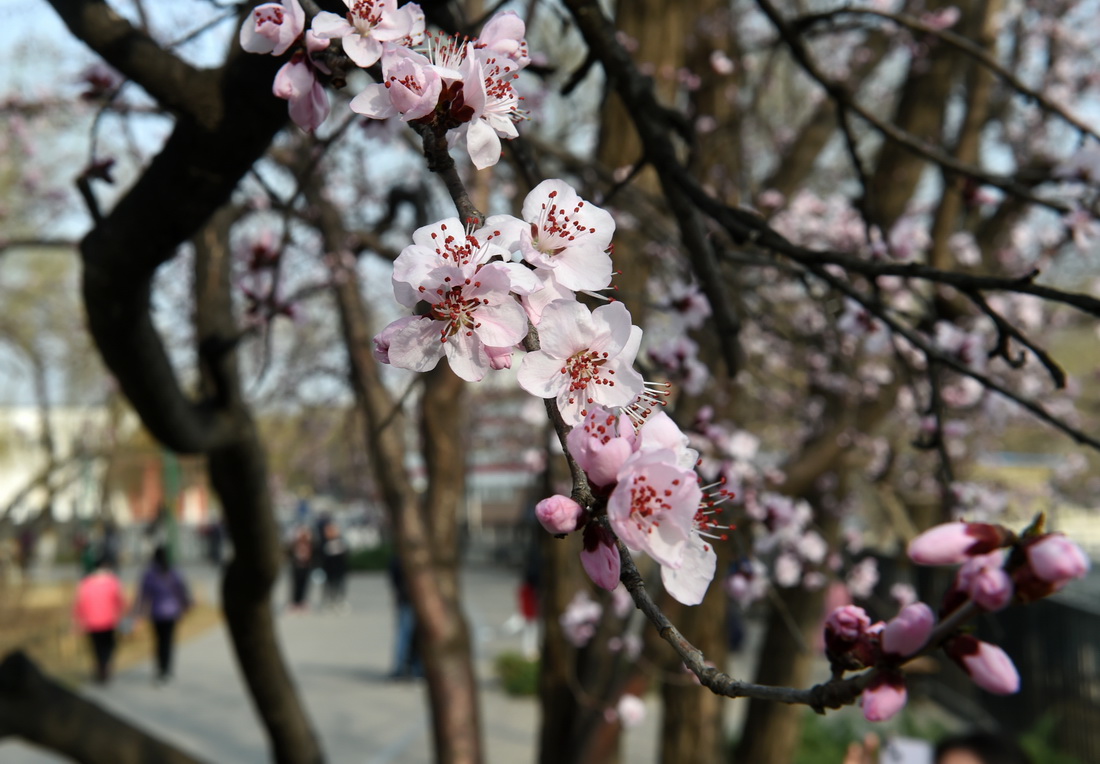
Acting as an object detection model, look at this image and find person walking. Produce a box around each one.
[387,550,421,679]
[134,545,192,684]
[73,557,127,684]
[320,519,350,611]
[287,525,314,611]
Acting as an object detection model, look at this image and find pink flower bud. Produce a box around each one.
[485,344,514,371]
[535,495,584,535]
[1026,534,1090,587]
[825,605,871,641]
[861,673,908,722]
[946,635,1020,695]
[907,522,1009,565]
[824,605,876,668]
[581,524,620,591]
[566,407,635,488]
[956,552,1013,611]
[882,602,935,657]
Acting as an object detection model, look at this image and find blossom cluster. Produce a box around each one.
[537,405,732,605]
[372,179,626,391]
[825,520,1089,722]
[239,0,528,167]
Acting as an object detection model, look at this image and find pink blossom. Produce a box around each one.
[846,556,879,600]
[726,559,767,606]
[1026,533,1090,587]
[907,522,1009,565]
[666,281,712,330]
[774,552,802,587]
[633,412,699,471]
[661,532,717,606]
[535,495,584,535]
[372,315,419,363]
[825,605,871,641]
[956,552,1013,611]
[389,215,523,306]
[607,450,699,569]
[560,591,602,647]
[565,406,636,488]
[861,673,908,722]
[272,33,331,132]
[456,41,524,169]
[240,0,305,56]
[517,300,644,425]
[517,180,616,292]
[921,6,961,30]
[615,694,646,729]
[882,602,935,657]
[350,46,445,122]
[580,524,621,591]
[485,345,513,370]
[310,0,422,68]
[890,582,917,608]
[946,635,1020,695]
[381,262,527,381]
[474,11,530,69]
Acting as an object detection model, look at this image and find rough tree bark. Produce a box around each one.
[37,0,326,758]
[0,651,204,764]
[311,184,484,764]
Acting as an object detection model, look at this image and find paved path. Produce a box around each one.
[3,565,759,763]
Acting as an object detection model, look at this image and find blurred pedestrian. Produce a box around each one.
[287,525,314,610]
[387,549,421,679]
[320,519,349,610]
[134,545,192,684]
[73,556,127,683]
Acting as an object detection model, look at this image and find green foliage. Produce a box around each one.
[494,651,539,697]
[347,544,392,572]
[1018,713,1084,764]
[788,705,950,764]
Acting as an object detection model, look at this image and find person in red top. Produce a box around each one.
[73,556,127,683]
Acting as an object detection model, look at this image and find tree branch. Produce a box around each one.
[44,0,217,126]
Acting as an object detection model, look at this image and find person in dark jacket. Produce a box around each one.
[135,546,191,683]
[387,550,421,679]
[320,519,349,610]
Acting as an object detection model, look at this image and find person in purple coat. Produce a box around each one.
[135,545,192,683]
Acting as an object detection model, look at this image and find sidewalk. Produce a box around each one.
[1,565,714,763]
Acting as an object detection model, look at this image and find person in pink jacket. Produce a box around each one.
[73,557,127,683]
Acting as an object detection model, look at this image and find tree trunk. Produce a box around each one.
[730,584,824,764]
[314,185,485,764]
[194,209,324,764]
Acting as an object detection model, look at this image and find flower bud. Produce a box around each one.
[581,524,621,591]
[535,495,584,536]
[956,552,1013,611]
[907,522,1009,565]
[946,635,1020,695]
[1026,533,1090,587]
[824,605,875,669]
[825,605,871,641]
[861,672,908,722]
[882,602,935,657]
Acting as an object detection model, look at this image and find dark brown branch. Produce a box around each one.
[792,8,1100,145]
[803,263,1100,451]
[44,0,216,126]
[753,0,1072,215]
[413,124,484,224]
[78,42,287,454]
[0,651,205,764]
